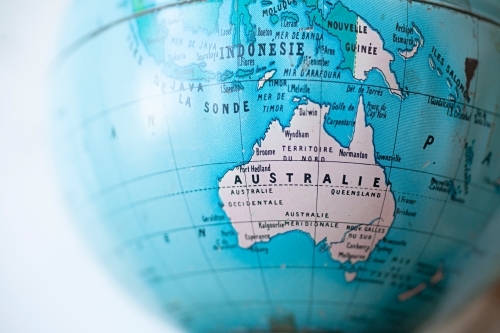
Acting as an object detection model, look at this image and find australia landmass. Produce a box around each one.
[219,96,395,265]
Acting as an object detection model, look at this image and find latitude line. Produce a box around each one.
[411,0,500,27]
[113,219,496,262]
[133,265,429,289]
[60,77,500,139]
[96,166,495,220]
[84,159,499,208]
[50,0,208,71]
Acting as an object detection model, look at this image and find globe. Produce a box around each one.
[53,0,500,331]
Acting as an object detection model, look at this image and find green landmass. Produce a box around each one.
[164,62,216,81]
[131,0,167,64]
[306,1,358,72]
[231,0,257,44]
[235,68,254,78]
[131,0,155,11]
[302,0,317,9]
[281,11,299,22]
[181,0,223,35]
[219,70,235,81]
[270,14,279,25]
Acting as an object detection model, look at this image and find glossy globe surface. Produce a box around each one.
[54,0,500,331]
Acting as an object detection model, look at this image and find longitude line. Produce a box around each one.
[414,14,481,264]
[234,41,273,309]
[306,1,325,324]
[104,119,197,307]
[160,96,243,323]
[342,0,409,321]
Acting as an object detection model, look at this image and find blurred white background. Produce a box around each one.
[0,1,178,332]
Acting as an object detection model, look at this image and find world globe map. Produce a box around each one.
[53,0,500,331]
